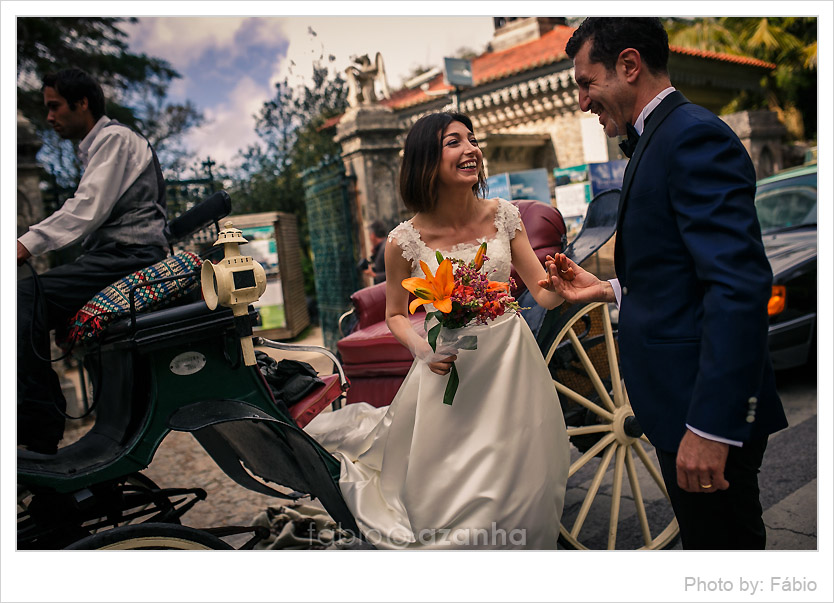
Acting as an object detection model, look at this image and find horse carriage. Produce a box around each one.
[17,189,678,550]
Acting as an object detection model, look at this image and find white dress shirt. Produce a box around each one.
[19,116,154,257]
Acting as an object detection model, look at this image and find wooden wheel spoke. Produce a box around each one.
[607,444,626,549]
[625,446,652,546]
[569,432,617,477]
[566,424,612,437]
[553,303,681,550]
[601,306,624,407]
[570,442,616,539]
[566,328,616,413]
[631,441,670,499]
[553,381,615,422]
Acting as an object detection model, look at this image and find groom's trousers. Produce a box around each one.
[656,435,769,550]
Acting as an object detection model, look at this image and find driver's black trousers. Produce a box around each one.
[18,242,166,454]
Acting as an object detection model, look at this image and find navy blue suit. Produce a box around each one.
[615,91,788,548]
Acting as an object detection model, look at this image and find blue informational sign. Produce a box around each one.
[588,160,628,196]
[487,168,551,204]
[444,57,474,87]
[486,173,511,201]
[509,168,551,203]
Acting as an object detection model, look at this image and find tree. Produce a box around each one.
[229,48,349,297]
[17,17,203,191]
[665,17,817,141]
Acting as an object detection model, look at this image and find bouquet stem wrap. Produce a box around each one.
[402,243,520,407]
[426,316,479,405]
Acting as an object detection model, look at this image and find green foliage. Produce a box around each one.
[17,17,203,188]
[228,45,349,299]
[665,17,817,141]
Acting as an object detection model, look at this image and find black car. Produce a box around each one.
[755,162,817,370]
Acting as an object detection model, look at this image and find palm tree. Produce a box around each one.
[666,17,816,141]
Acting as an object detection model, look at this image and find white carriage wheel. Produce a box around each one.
[64,522,233,550]
[545,302,679,550]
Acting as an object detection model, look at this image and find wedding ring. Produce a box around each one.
[560,268,568,274]
[700,483,713,489]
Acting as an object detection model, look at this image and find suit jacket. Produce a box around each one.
[615,91,787,452]
[371,240,386,284]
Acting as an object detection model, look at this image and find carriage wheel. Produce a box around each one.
[17,473,184,549]
[544,302,679,550]
[83,472,182,532]
[64,522,233,550]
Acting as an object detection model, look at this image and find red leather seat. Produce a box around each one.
[336,281,426,407]
[288,373,344,428]
[336,200,565,408]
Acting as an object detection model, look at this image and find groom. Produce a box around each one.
[548,18,788,549]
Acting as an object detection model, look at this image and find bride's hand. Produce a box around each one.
[539,253,575,290]
[428,355,457,375]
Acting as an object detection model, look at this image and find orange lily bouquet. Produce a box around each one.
[402,242,521,405]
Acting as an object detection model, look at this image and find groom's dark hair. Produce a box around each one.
[565,18,670,76]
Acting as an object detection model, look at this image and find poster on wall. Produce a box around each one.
[588,160,628,196]
[553,164,591,219]
[486,173,510,200]
[487,168,551,204]
[554,160,627,221]
[239,225,287,331]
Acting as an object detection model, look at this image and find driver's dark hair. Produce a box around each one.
[42,68,106,119]
[399,112,487,212]
[565,18,669,76]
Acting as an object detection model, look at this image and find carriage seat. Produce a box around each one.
[336,281,426,407]
[58,251,204,348]
[336,200,566,408]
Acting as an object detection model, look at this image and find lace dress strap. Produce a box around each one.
[494,198,522,240]
[388,221,423,266]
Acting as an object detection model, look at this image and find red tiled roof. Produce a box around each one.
[383,25,574,111]
[669,44,776,70]
[321,26,776,125]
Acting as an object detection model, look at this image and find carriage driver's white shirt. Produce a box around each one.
[18,116,154,257]
[607,87,743,448]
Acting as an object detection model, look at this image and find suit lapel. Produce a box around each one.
[616,91,690,229]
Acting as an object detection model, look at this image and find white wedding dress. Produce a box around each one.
[305,199,569,549]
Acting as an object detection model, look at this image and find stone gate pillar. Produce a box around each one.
[17,110,47,278]
[720,110,787,179]
[334,105,404,284]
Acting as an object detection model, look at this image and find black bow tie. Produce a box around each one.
[618,122,640,158]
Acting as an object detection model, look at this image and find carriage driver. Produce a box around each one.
[17,68,169,455]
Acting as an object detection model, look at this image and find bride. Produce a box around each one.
[305,112,570,549]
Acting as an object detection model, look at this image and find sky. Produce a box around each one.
[2,2,834,602]
[124,15,498,172]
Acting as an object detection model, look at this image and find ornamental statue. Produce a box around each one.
[345,52,391,108]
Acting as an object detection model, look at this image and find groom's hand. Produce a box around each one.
[676,430,730,493]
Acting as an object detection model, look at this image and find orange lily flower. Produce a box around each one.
[473,242,487,270]
[487,280,509,294]
[402,259,455,314]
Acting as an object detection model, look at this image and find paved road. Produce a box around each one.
[63,328,816,551]
[557,360,816,550]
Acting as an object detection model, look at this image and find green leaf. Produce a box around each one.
[436,251,444,264]
[443,363,459,405]
[427,323,442,352]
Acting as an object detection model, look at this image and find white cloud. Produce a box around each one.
[126,17,277,69]
[183,75,270,168]
[272,16,495,90]
[127,16,498,168]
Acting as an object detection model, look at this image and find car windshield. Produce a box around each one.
[755,185,817,232]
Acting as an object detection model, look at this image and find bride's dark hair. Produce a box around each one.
[399,112,487,212]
